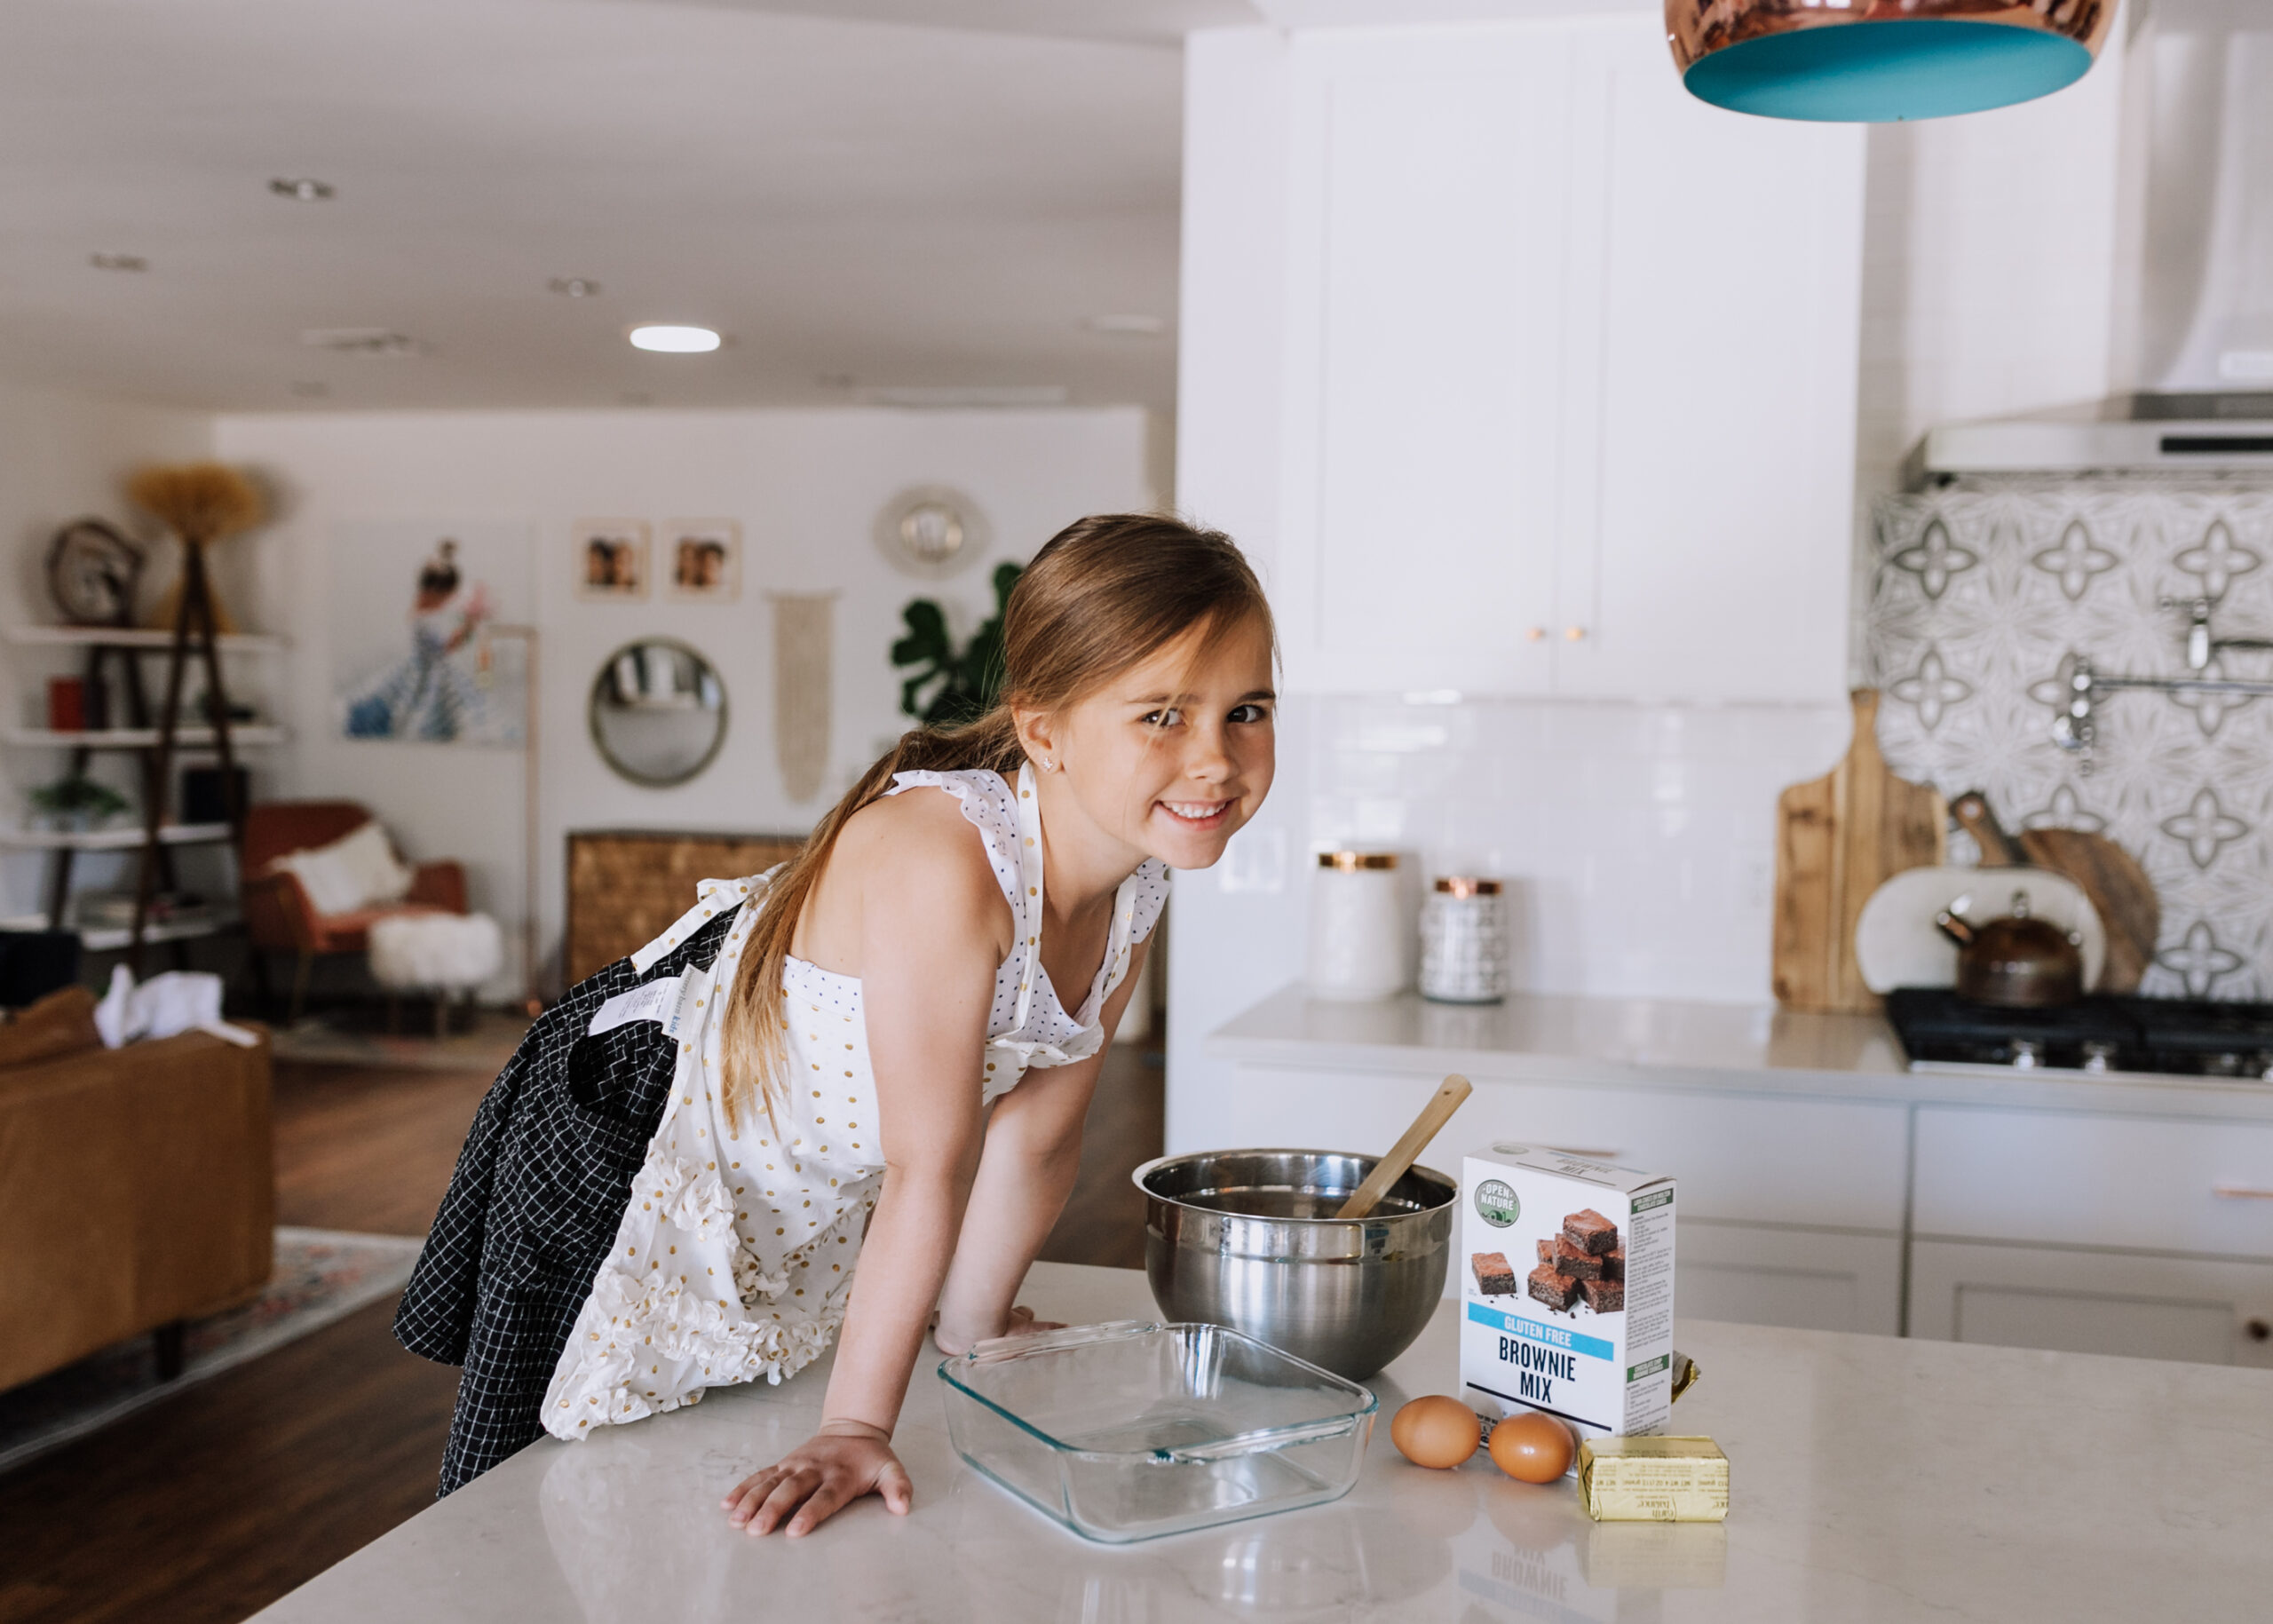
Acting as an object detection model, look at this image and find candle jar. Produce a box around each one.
[1306,852,1407,1001]
[1419,876,1508,1004]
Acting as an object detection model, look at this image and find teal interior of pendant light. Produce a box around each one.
[1684,20,2094,123]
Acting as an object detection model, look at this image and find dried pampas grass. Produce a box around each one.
[125,462,265,544]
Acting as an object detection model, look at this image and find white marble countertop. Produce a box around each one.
[255,1262,2273,1622]
[1208,984,2273,1121]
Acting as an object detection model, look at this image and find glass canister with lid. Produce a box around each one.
[1419,876,1509,1004]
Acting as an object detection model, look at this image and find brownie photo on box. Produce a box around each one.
[1604,1245,1626,1282]
[1562,1208,1619,1256]
[1472,1251,1517,1295]
[1527,1264,1581,1312]
[1550,1235,1603,1280]
[1580,1277,1624,1313]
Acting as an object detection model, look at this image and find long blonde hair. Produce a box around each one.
[717,512,1271,1129]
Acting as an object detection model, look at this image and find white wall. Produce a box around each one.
[212,406,1152,994]
[0,382,214,919]
[1848,11,2139,655]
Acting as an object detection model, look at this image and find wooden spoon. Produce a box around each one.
[1334,1073,1474,1220]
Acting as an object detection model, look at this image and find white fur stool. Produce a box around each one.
[368,911,503,1037]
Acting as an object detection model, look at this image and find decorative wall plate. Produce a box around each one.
[874,486,987,580]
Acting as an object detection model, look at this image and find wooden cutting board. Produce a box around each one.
[1772,690,1946,1013]
[1950,790,2160,994]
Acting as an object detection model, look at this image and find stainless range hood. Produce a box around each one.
[1924,21,2273,477]
[1924,392,2273,475]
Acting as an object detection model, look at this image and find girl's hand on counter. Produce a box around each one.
[723,1420,912,1538]
[934,1303,1065,1357]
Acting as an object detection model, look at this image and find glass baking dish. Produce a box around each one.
[937,1319,1378,1543]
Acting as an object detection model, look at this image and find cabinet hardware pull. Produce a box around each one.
[1564,625,1587,642]
[1525,627,1546,642]
[2212,1184,2273,1200]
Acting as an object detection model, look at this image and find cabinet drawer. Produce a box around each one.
[1914,1108,2273,1260]
[1681,1222,1903,1337]
[1908,1240,2273,1367]
[1210,1066,1907,1231]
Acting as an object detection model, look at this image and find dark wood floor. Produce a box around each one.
[0,1038,1162,1624]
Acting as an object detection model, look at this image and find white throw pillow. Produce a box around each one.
[273,820,415,916]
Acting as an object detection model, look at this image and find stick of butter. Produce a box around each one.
[1577,1435,1729,1522]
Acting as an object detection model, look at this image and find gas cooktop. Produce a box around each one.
[1883,987,2273,1080]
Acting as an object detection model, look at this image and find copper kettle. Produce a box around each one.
[1935,889,2085,1008]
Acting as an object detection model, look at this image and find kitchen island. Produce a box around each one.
[254,1261,2271,1621]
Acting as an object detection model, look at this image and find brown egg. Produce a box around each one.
[1390,1395,1482,1470]
[1487,1410,1573,1484]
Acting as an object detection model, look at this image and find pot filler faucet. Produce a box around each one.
[2055,597,2273,768]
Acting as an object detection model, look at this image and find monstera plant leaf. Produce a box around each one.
[893,562,1022,726]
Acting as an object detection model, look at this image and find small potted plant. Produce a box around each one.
[28,774,131,833]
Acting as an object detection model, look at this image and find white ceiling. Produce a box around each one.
[0,0,1263,414]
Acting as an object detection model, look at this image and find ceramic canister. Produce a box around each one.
[1306,852,1408,1002]
[1419,876,1508,1004]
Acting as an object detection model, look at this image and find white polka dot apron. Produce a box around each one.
[541,764,1168,1439]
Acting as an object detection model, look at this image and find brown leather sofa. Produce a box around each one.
[240,800,468,1020]
[0,1025,274,1391]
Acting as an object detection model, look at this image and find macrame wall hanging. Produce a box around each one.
[771,591,836,804]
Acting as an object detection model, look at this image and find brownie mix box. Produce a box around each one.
[1461,1142,1675,1441]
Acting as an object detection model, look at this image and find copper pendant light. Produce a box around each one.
[1667,2,2115,123]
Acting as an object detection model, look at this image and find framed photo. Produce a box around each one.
[574,519,649,600]
[663,518,741,603]
[333,520,531,747]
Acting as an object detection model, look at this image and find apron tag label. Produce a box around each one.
[589,975,686,1038]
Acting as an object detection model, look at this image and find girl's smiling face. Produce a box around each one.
[1025,611,1277,872]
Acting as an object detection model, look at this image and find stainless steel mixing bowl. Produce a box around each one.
[1133,1149,1457,1381]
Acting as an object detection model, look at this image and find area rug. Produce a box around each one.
[0,1226,424,1476]
[270,1008,527,1073]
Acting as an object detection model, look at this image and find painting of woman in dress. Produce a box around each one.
[335,527,527,747]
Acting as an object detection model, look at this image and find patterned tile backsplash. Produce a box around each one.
[1305,694,1852,1002]
[1871,481,2273,1000]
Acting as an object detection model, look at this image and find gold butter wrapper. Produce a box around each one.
[1578,1436,1729,1523]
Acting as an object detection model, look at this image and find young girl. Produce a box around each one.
[396,513,1276,1536]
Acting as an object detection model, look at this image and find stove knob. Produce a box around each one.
[2009,1040,2042,1069]
[2081,1041,2116,1075]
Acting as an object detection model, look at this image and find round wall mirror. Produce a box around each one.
[589,638,728,788]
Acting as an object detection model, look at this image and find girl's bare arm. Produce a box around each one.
[934,934,1152,1351]
[725,811,1005,1537]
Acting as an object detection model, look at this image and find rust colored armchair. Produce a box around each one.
[241,800,467,1019]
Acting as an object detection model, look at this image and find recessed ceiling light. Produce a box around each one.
[550,277,603,297]
[270,177,336,202]
[1083,313,1167,337]
[629,324,720,353]
[300,327,424,357]
[90,252,147,273]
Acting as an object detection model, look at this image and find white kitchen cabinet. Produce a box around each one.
[1908,1240,2273,1368]
[1681,1221,1904,1336]
[1208,1064,1909,1232]
[1268,18,1863,702]
[1914,1106,2273,1260]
